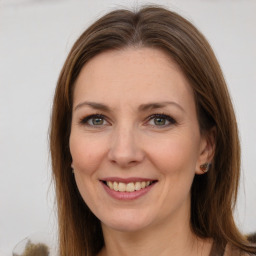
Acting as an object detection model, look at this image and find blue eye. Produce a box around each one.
[80,114,107,126]
[90,117,105,125]
[147,114,176,127]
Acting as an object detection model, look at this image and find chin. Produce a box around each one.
[104,221,149,233]
[100,211,154,233]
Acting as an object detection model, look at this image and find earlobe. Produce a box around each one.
[196,127,216,175]
[199,162,211,173]
[71,162,75,174]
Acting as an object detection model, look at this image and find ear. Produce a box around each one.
[195,127,216,175]
[71,162,74,169]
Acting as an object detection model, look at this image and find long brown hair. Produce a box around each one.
[50,5,256,256]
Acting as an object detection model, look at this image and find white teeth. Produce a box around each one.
[126,182,135,192]
[107,181,113,189]
[105,180,153,192]
[113,181,118,191]
[118,182,126,192]
[135,182,141,191]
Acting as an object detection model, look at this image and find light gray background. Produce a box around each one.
[0,0,255,255]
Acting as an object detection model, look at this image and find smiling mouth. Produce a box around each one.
[101,180,157,192]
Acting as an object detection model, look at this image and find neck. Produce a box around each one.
[98,213,213,256]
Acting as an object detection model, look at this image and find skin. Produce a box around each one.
[69,47,215,256]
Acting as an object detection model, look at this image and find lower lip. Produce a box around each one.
[101,182,156,200]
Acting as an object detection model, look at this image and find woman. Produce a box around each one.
[50,5,256,256]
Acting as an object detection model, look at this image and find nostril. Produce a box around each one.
[107,138,145,167]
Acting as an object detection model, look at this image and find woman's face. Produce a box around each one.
[69,47,211,232]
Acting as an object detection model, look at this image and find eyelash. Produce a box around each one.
[79,114,107,126]
[146,113,177,127]
[79,113,177,128]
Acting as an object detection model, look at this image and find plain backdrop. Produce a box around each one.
[0,0,255,255]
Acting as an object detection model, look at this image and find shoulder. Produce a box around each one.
[247,233,256,244]
[224,243,256,256]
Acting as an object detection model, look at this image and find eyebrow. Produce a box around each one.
[74,102,111,112]
[74,101,184,112]
[138,101,184,112]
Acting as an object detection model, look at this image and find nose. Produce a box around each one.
[107,126,145,168]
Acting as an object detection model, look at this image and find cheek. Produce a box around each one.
[148,135,200,210]
[147,133,200,175]
[69,132,107,173]
[69,133,107,209]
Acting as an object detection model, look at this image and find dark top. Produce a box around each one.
[209,241,225,256]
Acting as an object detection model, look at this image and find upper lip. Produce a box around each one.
[100,177,157,183]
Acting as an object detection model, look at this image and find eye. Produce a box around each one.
[79,114,109,127]
[147,114,176,127]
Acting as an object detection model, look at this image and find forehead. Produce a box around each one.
[73,47,195,110]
